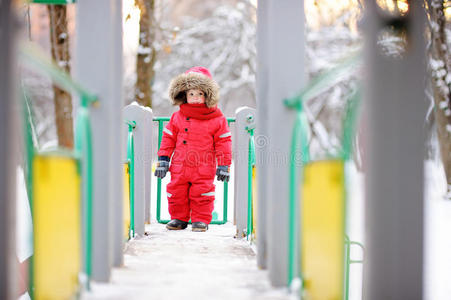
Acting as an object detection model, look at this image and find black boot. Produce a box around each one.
[192,221,208,232]
[166,219,188,230]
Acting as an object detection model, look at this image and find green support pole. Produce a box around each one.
[126,121,136,238]
[75,95,95,289]
[246,128,255,240]
[155,118,167,223]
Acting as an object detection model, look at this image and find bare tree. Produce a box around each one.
[47,5,73,149]
[426,0,451,192]
[135,0,156,107]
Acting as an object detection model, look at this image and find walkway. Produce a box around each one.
[82,223,295,300]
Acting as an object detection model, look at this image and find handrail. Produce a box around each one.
[126,121,136,239]
[19,41,97,107]
[74,98,93,289]
[341,88,362,161]
[19,40,98,291]
[287,103,310,284]
[284,53,362,287]
[245,115,256,241]
[284,52,361,109]
[153,116,236,225]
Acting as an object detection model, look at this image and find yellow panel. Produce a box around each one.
[32,154,81,300]
[301,160,345,300]
[252,167,257,238]
[124,163,130,240]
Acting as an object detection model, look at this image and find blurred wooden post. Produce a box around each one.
[256,0,269,269]
[75,0,124,281]
[111,0,125,267]
[264,0,305,286]
[364,1,426,298]
[0,0,18,298]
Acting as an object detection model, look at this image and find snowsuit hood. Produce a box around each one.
[168,66,220,108]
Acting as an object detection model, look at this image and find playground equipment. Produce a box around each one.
[125,121,136,239]
[32,152,81,299]
[284,53,363,299]
[3,1,427,299]
[20,41,97,298]
[246,115,256,241]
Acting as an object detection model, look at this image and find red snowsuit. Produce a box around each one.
[157,105,232,224]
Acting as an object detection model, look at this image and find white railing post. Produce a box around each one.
[123,103,153,236]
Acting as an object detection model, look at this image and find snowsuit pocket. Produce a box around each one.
[169,163,183,174]
[198,164,216,179]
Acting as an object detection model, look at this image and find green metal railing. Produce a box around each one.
[153,117,235,224]
[284,52,363,293]
[286,101,310,284]
[20,41,98,293]
[126,120,136,239]
[245,116,256,241]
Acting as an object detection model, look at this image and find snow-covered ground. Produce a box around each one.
[424,160,451,299]
[81,223,295,300]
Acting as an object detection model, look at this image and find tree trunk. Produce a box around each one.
[48,5,74,149]
[427,0,451,192]
[135,0,156,108]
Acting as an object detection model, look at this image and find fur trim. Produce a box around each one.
[168,72,219,108]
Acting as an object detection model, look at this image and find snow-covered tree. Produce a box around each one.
[303,2,363,163]
[135,0,157,107]
[425,0,451,195]
[151,2,256,117]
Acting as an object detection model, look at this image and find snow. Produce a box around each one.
[446,124,451,133]
[137,45,151,55]
[430,58,445,71]
[424,160,451,299]
[16,167,33,263]
[58,60,69,68]
[81,223,295,300]
[59,32,68,40]
[439,100,449,109]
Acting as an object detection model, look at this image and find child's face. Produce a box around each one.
[186,89,205,104]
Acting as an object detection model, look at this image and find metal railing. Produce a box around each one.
[153,117,236,225]
[245,116,256,241]
[125,120,136,239]
[20,41,98,294]
[344,235,364,300]
[284,52,363,297]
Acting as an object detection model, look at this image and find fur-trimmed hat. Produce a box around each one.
[168,66,219,108]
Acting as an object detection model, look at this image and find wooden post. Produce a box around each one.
[0,0,18,298]
[265,0,305,286]
[75,0,123,281]
[363,1,426,298]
